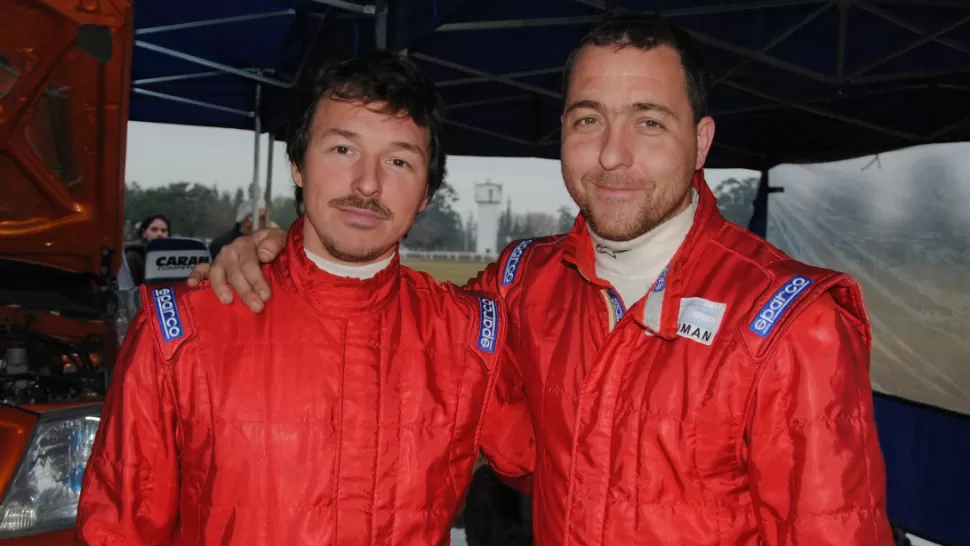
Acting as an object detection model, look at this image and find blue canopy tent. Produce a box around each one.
[130,1,970,543]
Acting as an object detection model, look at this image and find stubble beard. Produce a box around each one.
[566,172,693,242]
[316,193,395,264]
[320,235,389,264]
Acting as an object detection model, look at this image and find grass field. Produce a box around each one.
[402,259,490,285]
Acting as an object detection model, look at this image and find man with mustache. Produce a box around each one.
[190,15,892,545]
[76,52,517,545]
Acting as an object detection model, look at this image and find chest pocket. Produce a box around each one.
[689,344,758,497]
[626,334,751,500]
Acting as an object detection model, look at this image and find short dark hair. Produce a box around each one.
[564,14,710,123]
[286,51,447,197]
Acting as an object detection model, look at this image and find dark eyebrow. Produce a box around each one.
[321,127,361,141]
[633,101,676,118]
[390,141,426,158]
[564,99,603,116]
[565,99,677,119]
[322,128,426,158]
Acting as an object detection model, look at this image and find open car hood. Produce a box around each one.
[0,0,132,277]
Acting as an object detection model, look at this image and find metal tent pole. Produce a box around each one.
[747,165,784,239]
[251,73,263,231]
[375,0,387,50]
[263,133,275,226]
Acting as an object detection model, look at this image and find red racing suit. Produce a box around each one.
[77,217,506,546]
[473,172,893,545]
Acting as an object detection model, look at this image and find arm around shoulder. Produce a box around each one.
[480,342,535,494]
[463,289,534,493]
[746,291,893,546]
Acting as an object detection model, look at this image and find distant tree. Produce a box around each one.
[517,212,558,238]
[231,187,245,218]
[405,182,464,250]
[124,181,238,240]
[497,198,514,248]
[712,177,758,227]
[556,205,575,233]
[270,195,300,230]
[461,212,477,252]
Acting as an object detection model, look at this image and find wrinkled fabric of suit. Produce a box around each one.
[76,217,505,546]
[473,172,894,546]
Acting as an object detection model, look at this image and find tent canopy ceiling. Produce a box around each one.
[130,0,970,170]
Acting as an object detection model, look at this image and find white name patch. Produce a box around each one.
[677,297,727,346]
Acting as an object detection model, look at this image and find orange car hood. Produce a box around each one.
[0,0,132,277]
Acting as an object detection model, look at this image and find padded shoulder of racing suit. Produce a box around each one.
[402,266,508,374]
[137,282,201,364]
[491,235,567,300]
[717,225,872,363]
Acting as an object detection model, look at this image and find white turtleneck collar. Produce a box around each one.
[589,192,698,306]
[304,248,394,279]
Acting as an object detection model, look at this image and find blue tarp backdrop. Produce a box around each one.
[130,1,970,543]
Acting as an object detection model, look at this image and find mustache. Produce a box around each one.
[328,195,393,219]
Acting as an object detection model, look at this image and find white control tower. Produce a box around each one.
[475,180,502,256]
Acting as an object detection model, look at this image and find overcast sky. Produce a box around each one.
[125,121,757,221]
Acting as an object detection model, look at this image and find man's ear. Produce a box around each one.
[695,116,716,171]
[291,163,304,188]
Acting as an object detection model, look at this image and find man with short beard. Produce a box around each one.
[76,52,511,546]
[189,15,892,546]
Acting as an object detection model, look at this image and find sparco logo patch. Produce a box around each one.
[152,287,184,342]
[607,289,625,321]
[501,239,534,286]
[653,266,669,293]
[477,297,498,354]
[750,275,814,338]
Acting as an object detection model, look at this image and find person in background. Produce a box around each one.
[208,199,278,258]
[125,213,170,285]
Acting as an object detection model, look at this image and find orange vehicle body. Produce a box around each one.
[0,0,133,543]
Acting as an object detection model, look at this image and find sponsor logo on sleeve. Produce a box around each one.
[501,239,534,286]
[152,287,184,342]
[607,288,625,321]
[749,275,814,338]
[677,297,726,346]
[477,297,498,354]
[652,265,669,293]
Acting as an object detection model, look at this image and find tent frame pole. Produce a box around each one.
[264,133,275,226]
[131,88,254,118]
[375,0,388,50]
[252,74,263,231]
[134,41,292,88]
[136,9,295,35]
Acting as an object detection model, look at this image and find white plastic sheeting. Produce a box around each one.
[761,144,970,417]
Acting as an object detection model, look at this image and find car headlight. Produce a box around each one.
[0,404,102,538]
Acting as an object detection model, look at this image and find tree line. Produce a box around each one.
[122,177,757,249]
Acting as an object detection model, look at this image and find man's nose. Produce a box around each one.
[351,158,382,196]
[598,125,633,171]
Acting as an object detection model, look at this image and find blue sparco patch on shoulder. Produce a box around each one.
[749,275,814,338]
[152,287,184,342]
[477,297,499,354]
[501,239,534,286]
[607,288,625,321]
[653,265,669,293]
